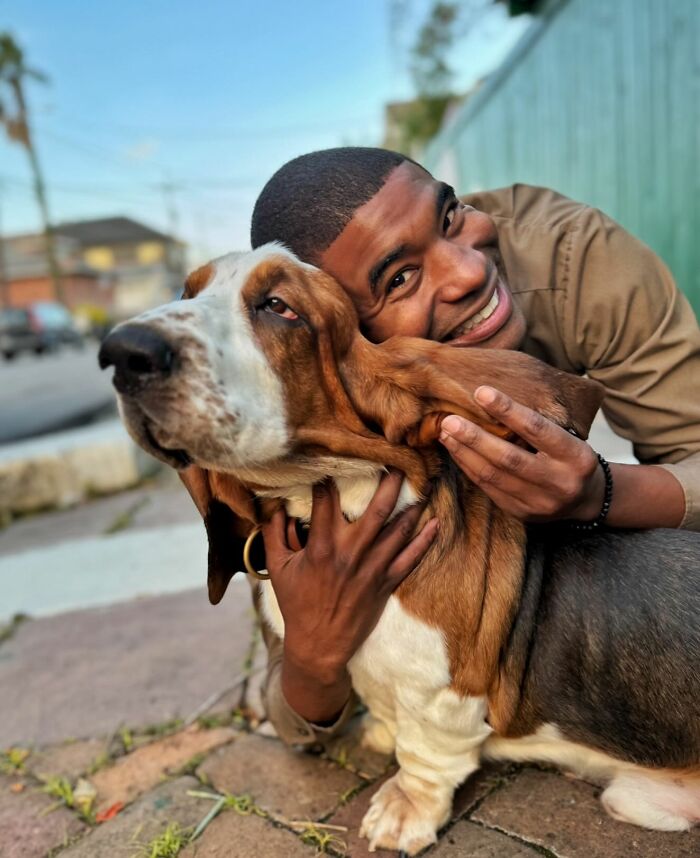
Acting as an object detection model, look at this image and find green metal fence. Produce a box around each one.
[424,0,700,314]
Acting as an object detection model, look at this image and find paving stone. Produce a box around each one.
[198,733,361,822]
[430,820,540,856]
[180,808,317,857]
[0,582,254,746]
[0,773,87,858]
[26,738,110,782]
[60,776,206,857]
[473,767,700,858]
[327,775,397,857]
[451,762,510,819]
[325,764,507,857]
[323,716,394,780]
[91,725,236,813]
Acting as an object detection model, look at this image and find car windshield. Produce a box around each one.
[0,309,29,328]
[32,303,73,329]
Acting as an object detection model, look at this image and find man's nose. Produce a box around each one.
[434,242,490,303]
[98,324,176,395]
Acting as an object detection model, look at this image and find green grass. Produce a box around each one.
[103,497,151,535]
[298,823,347,854]
[136,822,191,858]
[0,613,29,645]
[0,746,30,774]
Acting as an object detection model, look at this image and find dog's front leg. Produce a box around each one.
[360,691,491,855]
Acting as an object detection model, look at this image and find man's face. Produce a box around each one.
[319,161,526,349]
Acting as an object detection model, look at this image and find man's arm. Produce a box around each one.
[439,388,686,529]
[440,195,700,530]
[259,472,439,738]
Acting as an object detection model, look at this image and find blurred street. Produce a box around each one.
[0,344,116,444]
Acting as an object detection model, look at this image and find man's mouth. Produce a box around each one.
[444,281,513,347]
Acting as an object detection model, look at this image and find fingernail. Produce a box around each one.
[475,386,496,406]
[441,416,461,434]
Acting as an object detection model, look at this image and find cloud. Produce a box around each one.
[123,137,160,162]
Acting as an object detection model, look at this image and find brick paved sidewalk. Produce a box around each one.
[1,463,697,857]
[1,595,697,857]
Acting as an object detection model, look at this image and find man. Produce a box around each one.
[248,146,700,745]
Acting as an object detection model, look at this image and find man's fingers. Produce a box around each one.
[261,508,290,566]
[471,386,577,455]
[352,469,405,554]
[306,479,336,547]
[366,497,429,570]
[286,516,303,552]
[385,517,439,589]
[440,418,536,484]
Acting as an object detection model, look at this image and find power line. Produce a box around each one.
[40,112,381,142]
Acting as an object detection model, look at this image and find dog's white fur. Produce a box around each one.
[114,247,700,853]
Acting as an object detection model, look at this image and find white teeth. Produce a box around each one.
[460,290,500,333]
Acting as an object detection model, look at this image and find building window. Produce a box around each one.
[137,242,165,265]
[84,246,115,270]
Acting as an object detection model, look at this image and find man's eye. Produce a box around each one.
[261,296,299,320]
[443,204,458,232]
[387,268,415,294]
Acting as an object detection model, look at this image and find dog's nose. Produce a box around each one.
[98,324,175,395]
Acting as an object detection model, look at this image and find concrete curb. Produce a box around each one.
[0,419,161,519]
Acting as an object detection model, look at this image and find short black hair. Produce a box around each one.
[250,147,422,264]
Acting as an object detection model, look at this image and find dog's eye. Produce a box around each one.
[260,296,299,321]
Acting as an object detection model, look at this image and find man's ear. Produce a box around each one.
[179,466,261,605]
[341,337,604,447]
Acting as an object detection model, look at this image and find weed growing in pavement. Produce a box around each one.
[103,497,151,535]
[0,613,29,645]
[186,789,268,842]
[175,752,206,777]
[298,823,348,854]
[135,822,192,858]
[0,746,29,774]
[40,776,75,807]
[195,712,233,730]
[119,727,134,752]
[40,776,96,823]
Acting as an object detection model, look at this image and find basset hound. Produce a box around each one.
[99,244,700,855]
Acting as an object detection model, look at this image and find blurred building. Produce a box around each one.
[0,232,115,311]
[54,216,187,319]
[423,0,700,315]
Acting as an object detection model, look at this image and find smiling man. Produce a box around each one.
[248,146,700,742]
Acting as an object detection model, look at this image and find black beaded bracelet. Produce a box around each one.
[569,452,613,531]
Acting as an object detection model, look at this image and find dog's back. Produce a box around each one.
[505,527,700,769]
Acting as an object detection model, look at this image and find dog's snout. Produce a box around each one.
[98,324,175,394]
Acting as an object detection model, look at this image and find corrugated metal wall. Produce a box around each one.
[424,0,700,313]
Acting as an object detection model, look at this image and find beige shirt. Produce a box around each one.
[260,183,700,746]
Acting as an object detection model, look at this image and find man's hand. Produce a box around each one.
[439,385,605,523]
[261,470,439,724]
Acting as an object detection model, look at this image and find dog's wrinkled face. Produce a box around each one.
[100,243,604,478]
[100,243,604,604]
[100,244,350,472]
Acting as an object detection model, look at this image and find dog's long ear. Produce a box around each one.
[340,336,604,447]
[179,466,261,605]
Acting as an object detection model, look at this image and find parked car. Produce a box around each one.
[0,302,84,360]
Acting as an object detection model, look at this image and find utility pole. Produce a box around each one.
[0,178,8,307]
[159,173,183,298]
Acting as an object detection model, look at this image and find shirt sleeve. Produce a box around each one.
[560,204,700,529]
[261,628,359,747]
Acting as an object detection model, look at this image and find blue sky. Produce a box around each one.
[1,1,529,264]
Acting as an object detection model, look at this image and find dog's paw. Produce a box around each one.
[601,774,698,831]
[360,714,396,755]
[359,774,449,855]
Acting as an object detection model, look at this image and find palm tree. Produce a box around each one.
[0,33,63,303]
